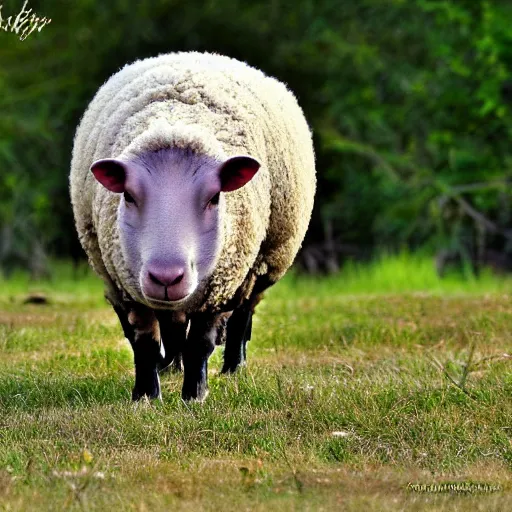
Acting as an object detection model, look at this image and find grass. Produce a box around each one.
[0,253,511,510]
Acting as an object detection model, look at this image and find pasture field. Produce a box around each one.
[0,255,511,511]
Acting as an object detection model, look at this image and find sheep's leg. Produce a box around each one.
[181,314,219,401]
[111,303,135,345]
[107,297,163,400]
[127,306,164,401]
[243,313,252,361]
[221,276,272,374]
[221,303,252,374]
[154,310,187,373]
[105,287,136,345]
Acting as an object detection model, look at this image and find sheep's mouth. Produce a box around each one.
[143,294,192,310]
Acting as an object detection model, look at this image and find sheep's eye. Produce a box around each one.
[208,192,220,208]
[124,191,136,205]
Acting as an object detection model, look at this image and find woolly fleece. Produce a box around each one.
[70,52,316,312]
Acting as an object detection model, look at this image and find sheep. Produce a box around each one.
[70,52,316,402]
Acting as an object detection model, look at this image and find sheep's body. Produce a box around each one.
[71,52,315,312]
[70,52,315,400]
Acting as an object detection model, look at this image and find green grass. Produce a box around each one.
[279,250,512,297]
[0,254,511,510]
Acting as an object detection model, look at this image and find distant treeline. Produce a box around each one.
[2,0,512,276]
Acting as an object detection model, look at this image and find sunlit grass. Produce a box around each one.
[0,261,105,310]
[276,251,512,299]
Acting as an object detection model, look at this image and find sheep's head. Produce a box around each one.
[90,149,260,308]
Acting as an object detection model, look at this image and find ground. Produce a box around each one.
[0,256,511,510]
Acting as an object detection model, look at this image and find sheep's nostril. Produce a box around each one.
[148,268,185,287]
[148,271,165,287]
[170,272,183,286]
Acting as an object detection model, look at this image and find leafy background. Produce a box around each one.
[2,0,512,275]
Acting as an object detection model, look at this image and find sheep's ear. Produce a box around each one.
[219,156,260,192]
[90,159,127,193]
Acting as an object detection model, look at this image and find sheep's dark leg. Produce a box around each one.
[221,303,252,374]
[181,314,219,401]
[112,304,135,344]
[155,310,187,373]
[127,306,163,401]
[221,276,273,374]
[105,288,135,345]
[243,313,252,361]
[105,288,163,400]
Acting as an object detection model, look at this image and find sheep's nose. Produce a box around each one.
[142,260,195,302]
[148,268,184,287]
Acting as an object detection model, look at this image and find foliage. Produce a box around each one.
[2,0,512,270]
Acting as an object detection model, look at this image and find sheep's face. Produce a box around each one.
[90,150,259,308]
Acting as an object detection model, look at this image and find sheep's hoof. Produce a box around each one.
[181,388,209,403]
[181,375,208,402]
[221,359,246,374]
[132,369,161,401]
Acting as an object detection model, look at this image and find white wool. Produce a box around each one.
[70,52,316,312]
